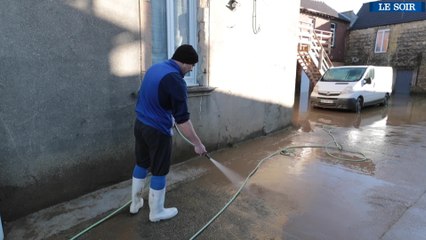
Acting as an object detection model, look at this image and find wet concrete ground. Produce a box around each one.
[5,94,426,239]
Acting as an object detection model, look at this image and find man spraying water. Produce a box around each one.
[129,44,207,222]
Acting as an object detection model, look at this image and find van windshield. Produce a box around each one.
[321,67,367,82]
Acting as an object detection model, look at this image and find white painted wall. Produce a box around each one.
[209,0,300,107]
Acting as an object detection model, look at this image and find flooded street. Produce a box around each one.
[283,94,426,239]
[6,94,426,240]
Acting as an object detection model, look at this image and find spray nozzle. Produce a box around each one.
[204,153,212,160]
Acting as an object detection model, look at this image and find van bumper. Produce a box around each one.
[310,96,357,110]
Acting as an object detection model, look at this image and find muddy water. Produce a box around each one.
[194,94,426,239]
[293,94,426,129]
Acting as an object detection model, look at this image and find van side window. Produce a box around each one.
[366,69,375,80]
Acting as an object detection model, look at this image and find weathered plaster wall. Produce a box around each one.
[0,0,300,221]
[0,0,150,220]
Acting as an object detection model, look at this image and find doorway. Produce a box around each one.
[394,70,413,95]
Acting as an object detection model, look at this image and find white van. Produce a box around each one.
[310,65,393,112]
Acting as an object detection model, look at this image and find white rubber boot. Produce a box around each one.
[129,177,145,214]
[149,187,178,222]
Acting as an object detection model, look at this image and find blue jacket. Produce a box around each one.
[135,60,190,136]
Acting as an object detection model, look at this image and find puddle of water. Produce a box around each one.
[293,93,426,129]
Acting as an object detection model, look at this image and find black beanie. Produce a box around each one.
[171,44,198,64]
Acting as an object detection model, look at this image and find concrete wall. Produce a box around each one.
[0,0,300,221]
[0,0,150,221]
[345,21,426,93]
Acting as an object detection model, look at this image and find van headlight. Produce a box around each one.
[341,86,353,94]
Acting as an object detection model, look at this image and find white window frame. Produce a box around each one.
[166,0,198,86]
[375,29,390,53]
[330,23,336,47]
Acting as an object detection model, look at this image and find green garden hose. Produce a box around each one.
[189,126,366,239]
[69,200,132,240]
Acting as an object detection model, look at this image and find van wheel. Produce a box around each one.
[354,98,362,113]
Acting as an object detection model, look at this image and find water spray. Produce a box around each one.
[204,153,243,187]
[175,125,243,186]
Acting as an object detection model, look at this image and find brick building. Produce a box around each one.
[300,0,351,65]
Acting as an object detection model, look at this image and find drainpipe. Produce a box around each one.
[139,0,152,74]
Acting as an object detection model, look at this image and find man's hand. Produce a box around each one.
[194,143,207,156]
